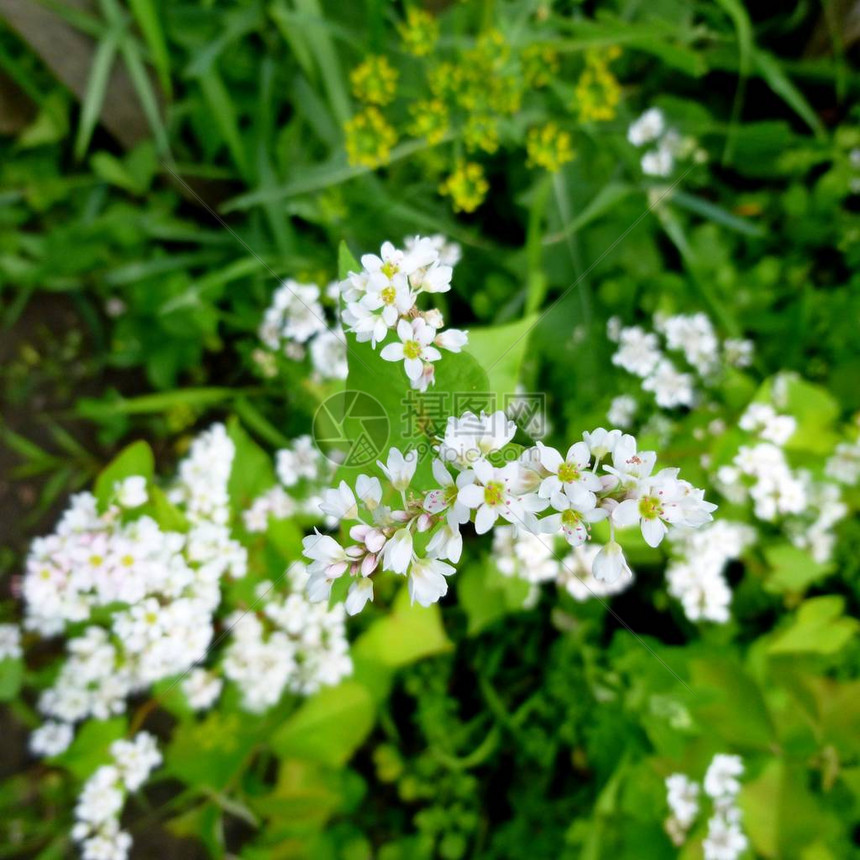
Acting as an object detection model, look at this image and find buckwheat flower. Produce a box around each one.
[665,773,700,828]
[426,520,464,563]
[457,460,545,534]
[607,395,637,428]
[303,531,351,595]
[612,472,691,547]
[181,668,222,711]
[75,765,124,827]
[0,623,21,659]
[408,557,454,607]
[80,828,132,860]
[424,459,473,525]
[382,528,413,574]
[826,439,860,485]
[356,474,383,510]
[438,410,516,468]
[723,337,754,368]
[310,328,348,380]
[628,108,666,146]
[318,481,358,522]
[582,427,623,463]
[611,326,662,377]
[110,732,161,791]
[542,492,607,547]
[360,273,415,326]
[704,754,744,799]
[641,147,674,177]
[643,359,695,408]
[591,540,632,583]
[377,447,417,493]
[433,327,469,354]
[604,434,657,487]
[703,814,748,860]
[30,720,74,757]
[345,577,374,615]
[115,476,147,509]
[535,441,603,507]
[380,318,442,382]
[406,233,461,268]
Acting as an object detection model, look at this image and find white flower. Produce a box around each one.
[426,521,464,563]
[541,492,606,547]
[591,541,632,583]
[356,474,383,509]
[319,481,358,521]
[359,276,415,330]
[345,578,374,615]
[665,773,700,828]
[456,460,545,534]
[611,326,662,377]
[310,328,348,380]
[115,476,148,508]
[382,528,413,574]
[435,328,469,352]
[30,720,74,757]
[604,434,657,487]
[408,557,454,607]
[642,359,695,409]
[0,623,22,660]
[377,447,417,492]
[181,668,222,711]
[303,530,351,587]
[437,410,516,468]
[641,147,674,177]
[535,441,602,507]
[703,813,748,860]
[423,459,473,524]
[628,108,665,146]
[607,395,637,429]
[380,319,441,383]
[612,472,688,547]
[110,731,161,791]
[582,427,623,462]
[704,754,744,799]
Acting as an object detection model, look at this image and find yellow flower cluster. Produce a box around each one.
[522,44,560,88]
[409,99,449,145]
[397,8,439,57]
[350,55,399,106]
[526,123,575,172]
[439,161,489,213]
[574,48,622,123]
[464,114,500,155]
[344,108,398,168]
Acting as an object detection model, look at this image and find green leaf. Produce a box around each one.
[753,49,826,139]
[127,0,172,97]
[352,587,452,669]
[74,29,121,160]
[270,680,375,766]
[467,315,538,406]
[543,182,635,246]
[51,717,128,779]
[226,416,277,516]
[0,658,23,702]
[768,596,859,656]
[763,544,833,596]
[93,440,154,511]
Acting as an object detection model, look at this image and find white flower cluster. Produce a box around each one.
[0,623,22,659]
[666,520,756,623]
[243,435,335,533]
[826,437,860,485]
[222,563,351,711]
[258,279,348,381]
[302,412,714,613]
[665,754,748,860]
[491,527,633,607]
[608,313,754,412]
[73,732,161,860]
[340,237,469,390]
[627,107,704,177]
[23,425,246,752]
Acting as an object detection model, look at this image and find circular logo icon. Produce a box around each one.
[313,390,390,468]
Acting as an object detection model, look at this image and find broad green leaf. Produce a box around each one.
[51,717,128,779]
[270,680,375,766]
[226,416,277,516]
[767,596,859,656]
[763,544,833,595]
[0,658,23,702]
[467,315,538,406]
[94,440,154,511]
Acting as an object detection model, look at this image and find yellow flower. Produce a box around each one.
[350,55,399,106]
[344,108,398,168]
[463,114,500,155]
[397,8,439,57]
[526,123,575,172]
[522,44,560,89]
[573,49,622,122]
[409,99,449,145]
[439,161,489,213]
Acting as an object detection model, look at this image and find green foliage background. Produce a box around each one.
[1,0,859,858]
